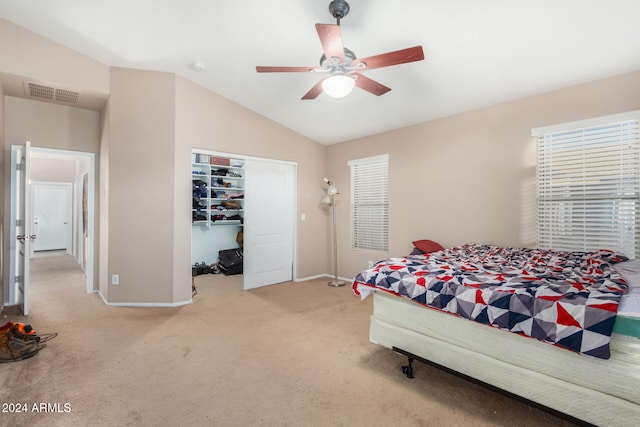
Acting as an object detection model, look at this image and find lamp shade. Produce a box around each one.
[327,185,338,196]
[322,74,355,99]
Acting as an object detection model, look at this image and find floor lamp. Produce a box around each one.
[322,178,345,287]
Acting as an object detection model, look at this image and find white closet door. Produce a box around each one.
[243,159,296,289]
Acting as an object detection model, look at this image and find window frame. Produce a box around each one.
[532,111,640,258]
[348,154,389,252]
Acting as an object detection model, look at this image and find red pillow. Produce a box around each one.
[412,239,445,253]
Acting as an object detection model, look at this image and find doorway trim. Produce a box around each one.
[28,147,95,294]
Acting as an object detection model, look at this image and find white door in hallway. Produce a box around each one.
[33,183,71,252]
[10,141,32,315]
[243,159,296,289]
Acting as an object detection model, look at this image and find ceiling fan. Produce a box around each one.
[255,0,425,100]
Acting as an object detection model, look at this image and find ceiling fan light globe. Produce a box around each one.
[322,75,355,99]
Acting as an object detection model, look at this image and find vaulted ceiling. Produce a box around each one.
[2,0,640,144]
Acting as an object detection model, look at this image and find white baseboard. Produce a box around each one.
[97,290,191,307]
[295,274,352,283]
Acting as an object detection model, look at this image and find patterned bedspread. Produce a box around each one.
[353,243,629,359]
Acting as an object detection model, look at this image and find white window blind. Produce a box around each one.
[349,154,389,251]
[535,114,640,258]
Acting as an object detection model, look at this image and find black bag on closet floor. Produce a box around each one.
[218,248,243,276]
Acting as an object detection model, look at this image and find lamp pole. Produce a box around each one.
[328,186,345,287]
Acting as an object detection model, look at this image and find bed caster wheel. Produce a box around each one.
[402,364,414,378]
[402,356,414,378]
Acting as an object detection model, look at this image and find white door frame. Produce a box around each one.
[20,147,95,295]
[191,150,298,286]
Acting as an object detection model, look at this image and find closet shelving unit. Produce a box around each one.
[192,154,244,228]
[191,152,246,267]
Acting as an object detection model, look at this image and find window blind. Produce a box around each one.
[535,116,640,258]
[348,154,389,251]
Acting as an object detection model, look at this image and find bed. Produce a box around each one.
[352,243,640,426]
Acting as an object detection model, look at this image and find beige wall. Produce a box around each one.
[0,83,4,306]
[4,97,100,152]
[328,70,640,279]
[29,157,77,182]
[0,19,108,306]
[2,97,101,296]
[105,67,177,304]
[0,19,108,98]
[100,71,330,305]
[97,71,331,305]
[99,102,110,299]
[0,15,331,307]
[174,77,330,282]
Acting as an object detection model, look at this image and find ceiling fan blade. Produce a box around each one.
[301,79,326,100]
[256,66,317,73]
[352,46,424,70]
[315,23,344,62]
[353,73,391,96]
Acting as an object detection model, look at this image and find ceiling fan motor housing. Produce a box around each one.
[320,48,356,68]
[329,0,350,20]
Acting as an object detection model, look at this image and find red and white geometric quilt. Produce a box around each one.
[353,243,629,359]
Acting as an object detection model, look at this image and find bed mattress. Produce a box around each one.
[370,290,640,426]
[613,315,640,339]
[355,244,630,359]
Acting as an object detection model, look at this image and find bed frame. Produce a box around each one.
[369,291,640,427]
[391,347,588,425]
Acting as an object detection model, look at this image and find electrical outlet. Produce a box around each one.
[111,274,119,285]
[368,260,374,268]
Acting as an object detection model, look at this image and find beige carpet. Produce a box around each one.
[0,255,578,426]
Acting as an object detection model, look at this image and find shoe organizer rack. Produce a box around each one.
[192,154,245,227]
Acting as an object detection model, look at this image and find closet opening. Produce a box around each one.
[191,150,296,291]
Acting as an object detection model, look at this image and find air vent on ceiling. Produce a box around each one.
[24,82,80,104]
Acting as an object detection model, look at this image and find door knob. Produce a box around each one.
[16,235,36,242]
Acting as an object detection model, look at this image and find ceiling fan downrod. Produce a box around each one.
[329,0,350,25]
